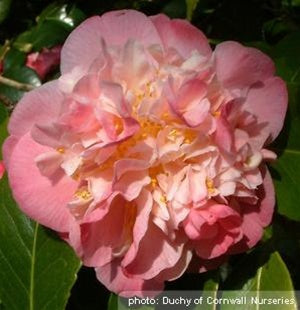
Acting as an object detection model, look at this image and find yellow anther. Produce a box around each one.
[56,147,65,154]
[206,178,215,194]
[114,117,123,135]
[75,188,92,200]
[151,178,157,188]
[169,129,178,137]
[162,112,169,119]
[160,195,167,203]
[212,110,221,117]
[183,129,197,144]
[72,171,80,181]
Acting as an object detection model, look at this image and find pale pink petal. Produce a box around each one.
[35,151,63,177]
[113,171,150,201]
[215,41,275,89]
[2,136,18,168]
[8,81,63,137]
[80,195,128,267]
[0,161,5,179]
[122,189,153,266]
[230,167,275,253]
[96,259,164,297]
[151,14,212,58]
[244,77,288,142]
[124,222,185,280]
[8,133,77,232]
[155,248,193,282]
[61,10,162,75]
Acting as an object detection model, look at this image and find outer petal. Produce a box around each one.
[2,136,18,168]
[230,167,275,253]
[8,81,63,137]
[8,133,77,232]
[150,14,212,58]
[96,259,164,297]
[124,222,185,280]
[61,10,162,74]
[80,195,128,267]
[0,161,5,179]
[122,189,152,266]
[215,41,275,89]
[244,77,288,142]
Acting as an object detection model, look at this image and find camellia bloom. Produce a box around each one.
[26,45,62,80]
[0,161,4,179]
[3,10,287,296]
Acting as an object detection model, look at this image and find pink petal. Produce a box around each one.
[124,222,185,280]
[244,77,288,142]
[61,10,162,75]
[0,161,5,179]
[230,166,275,253]
[155,248,193,282]
[122,189,153,266]
[80,195,128,266]
[8,81,63,137]
[215,41,275,89]
[151,14,211,58]
[8,133,77,232]
[26,45,62,80]
[195,229,235,259]
[2,136,18,168]
[96,259,164,297]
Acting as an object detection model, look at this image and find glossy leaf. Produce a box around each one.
[37,3,86,30]
[108,294,118,310]
[3,48,26,72]
[13,22,69,52]
[221,251,297,310]
[0,0,11,24]
[13,3,85,52]
[0,67,41,103]
[0,103,8,157]
[186,0,199,20]
[0,176,81,310]
[195,272,220,310]
[269,31,300,221]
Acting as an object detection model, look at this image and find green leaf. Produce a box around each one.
[0,0,11,24]
[195,272,220,310]
[0,103,8,157]
[108,294,118,310]
[268,31,300,221]
[221,251,297,310]
[13,3,86,53]
[0,66,41,103]
[163,0,186,19]
[186,0,199,20]
[3,48,26,72]
[37,3,86,30]
[13,22,69,52]
[0,176,81,310]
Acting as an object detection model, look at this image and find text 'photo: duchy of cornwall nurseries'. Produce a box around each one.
[3,9,287,297]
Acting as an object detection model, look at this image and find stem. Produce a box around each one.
[0,75,35,91]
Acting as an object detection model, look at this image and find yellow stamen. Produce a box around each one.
[151,178,157,188]
[212,110,221,117]
[206,178,215,194]
[160,195,167,203]
[75,188,92,200]
[56,147,65,154]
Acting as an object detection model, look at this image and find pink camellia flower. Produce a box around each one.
[0,161,5,179]
[3,10,287,296]
[26,45,62,80]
